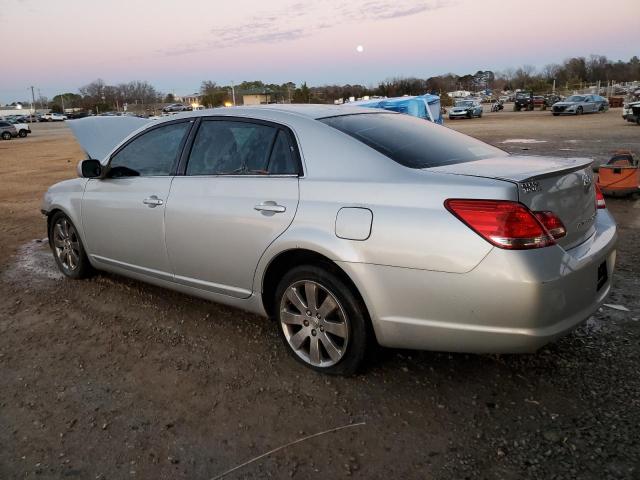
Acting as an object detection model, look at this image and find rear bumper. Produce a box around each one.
[339,210,617,353]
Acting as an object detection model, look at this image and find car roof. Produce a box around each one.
[158,104,386,122]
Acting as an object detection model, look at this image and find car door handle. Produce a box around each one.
[143,195,164,207]
[254,202,286,213]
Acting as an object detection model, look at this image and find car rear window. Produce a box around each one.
[319,113,506,169]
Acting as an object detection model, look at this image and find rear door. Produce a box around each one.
[164,118,300,298]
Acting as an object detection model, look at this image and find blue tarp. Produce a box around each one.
[350,94,443,124]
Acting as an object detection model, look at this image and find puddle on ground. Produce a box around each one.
[3,238,63,285]
[584,316,605,333]
[501,139,547,144]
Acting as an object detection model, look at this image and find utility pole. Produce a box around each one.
[231,81,236,106]
[30,86,36,122]
[60,94,65,114]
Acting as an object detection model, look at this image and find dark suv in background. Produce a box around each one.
[514,91,534,111]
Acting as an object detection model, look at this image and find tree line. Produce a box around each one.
[20,54,640,113]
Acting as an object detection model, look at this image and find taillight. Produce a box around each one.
[445,199,556,250]
[595,184,606,209]
[534,211,566,240]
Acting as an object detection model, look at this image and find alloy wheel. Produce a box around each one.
[52,217,81,271]
[279,280,349,368]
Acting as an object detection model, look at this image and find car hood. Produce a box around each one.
[451,106,471,111]
[68,116,151,162]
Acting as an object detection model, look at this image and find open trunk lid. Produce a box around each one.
[431,156,597,249]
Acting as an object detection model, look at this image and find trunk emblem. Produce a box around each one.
[581,173,593,188]
[520,181,540,193]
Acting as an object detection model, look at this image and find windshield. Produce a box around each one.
[516,92,530,98]
[319,113,506,169]
[455,101,473,107]
[566,95,585,102]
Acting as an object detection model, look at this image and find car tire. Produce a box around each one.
[1,132,11,140]
[18,130,27,138]
[553,113,560,116]
[478,110,483,118]
[48,212,94,279]
[577,107,583,115]
[274,264,369,375]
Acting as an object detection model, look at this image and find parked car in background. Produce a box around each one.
[514,91,534,111]
[533,96,545,109]
[66,111,90,119]
[42,113,67,121]
[162,103,191,113]
[542,94,562,110]
[622,101,640,124]
[552,95,609,116]
[0,121,18,140]
[42,105,617,374]
[7,118,31,137]
[448,99,483,119]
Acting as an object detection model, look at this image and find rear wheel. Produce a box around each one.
[274,264,369,375]
[1,132,11,140]
[18,130,27,138]
[48,212,93,279]
[553,113,560,116]
[577,106,583,115]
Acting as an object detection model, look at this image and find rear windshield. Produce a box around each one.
[319,113,506,169]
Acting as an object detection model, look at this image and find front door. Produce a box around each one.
[165,118,301,297]
[82,120,192,278]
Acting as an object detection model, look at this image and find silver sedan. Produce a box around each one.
[42,105,617,374]
[552,95,609,115]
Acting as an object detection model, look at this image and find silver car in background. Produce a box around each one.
[552,95,609,115]
[42,105,617,374]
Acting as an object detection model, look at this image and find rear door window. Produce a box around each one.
[319,113,506,169]
[186,120,299,175]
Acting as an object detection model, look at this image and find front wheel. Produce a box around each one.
[576,107,583,115]
[48,212,93,279]
[18,130,27,138]
[274,265,369,375]
[1,132,11,140]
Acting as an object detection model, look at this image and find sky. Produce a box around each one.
[1,0,639,102]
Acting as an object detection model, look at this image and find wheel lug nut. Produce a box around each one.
[311,329,317,336]
[316,314,321,319]
[306,310,312,316]
[319,326,324,332]
[303,320,309,326]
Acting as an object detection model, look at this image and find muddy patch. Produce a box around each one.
[501,138,548,144]
[2,238,63,285]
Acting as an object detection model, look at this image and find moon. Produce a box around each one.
[356,45,364,53]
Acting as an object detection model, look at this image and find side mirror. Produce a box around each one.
[77,158,102,178]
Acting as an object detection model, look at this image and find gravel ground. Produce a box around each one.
[0,112,639,479]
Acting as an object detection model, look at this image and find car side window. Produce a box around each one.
[268,129,298,174]
[109,122,190,177]
[187,120,280,175]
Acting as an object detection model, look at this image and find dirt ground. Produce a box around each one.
[0,110,639,480]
